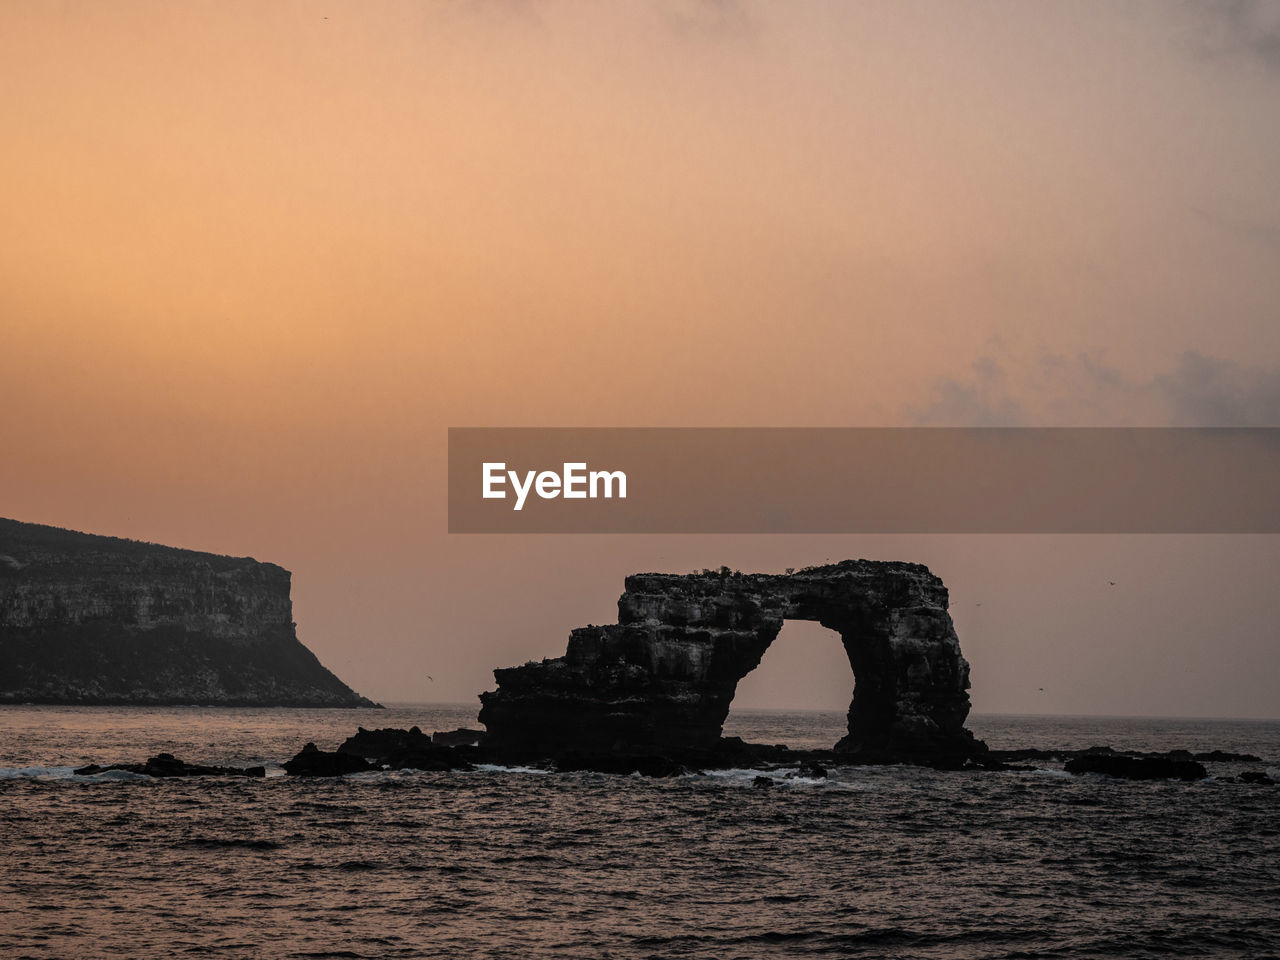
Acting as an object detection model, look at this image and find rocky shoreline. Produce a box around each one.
[71,725,1277,785]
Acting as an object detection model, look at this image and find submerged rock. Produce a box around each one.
[432,727,485,748]
[283,743,374,777]
[1064,754,1207,781]
[479,561,985,768]
[1195,750,1263,763]
[74,753,265,778]
[989,745,1265,769]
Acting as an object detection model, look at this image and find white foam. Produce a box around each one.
[0,765,78,780]
[693,767,851,789]
[91,768,151,781]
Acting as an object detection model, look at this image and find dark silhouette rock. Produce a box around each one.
[1196,750,1263,763]
[283,742,374,777]
[479,561,984,767]
[384,747,474,772]
[73,753,266,778]
[432,727,485,748]
[336,726,473,771]
[0,517,379,707]
[1064,754,1207,781]
[338,726,433,759]
[1239,771,1275,785]
[989,745,1264,766]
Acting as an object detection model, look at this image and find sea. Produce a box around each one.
[1,705,1277,960]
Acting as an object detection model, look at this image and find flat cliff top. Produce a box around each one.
[622,560,944,599]
[0,517,284,577]
[628,559,934,581]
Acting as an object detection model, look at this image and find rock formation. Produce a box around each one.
[74,753,266,778]
[336,726,475,771]
[284,742,376,776]
[0,517,377,707]
[479,561,985,767]
[1064,754,1207,781]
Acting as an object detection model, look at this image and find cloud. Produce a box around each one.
[661,0,754,41]
[904,357,1027,426]
[1187,0,1280,72]
[907,349,1280,427]
[1156,351,1280,426]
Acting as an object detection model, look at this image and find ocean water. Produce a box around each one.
[1,706,1277,959]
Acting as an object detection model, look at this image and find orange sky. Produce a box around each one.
[3,2,1279,717]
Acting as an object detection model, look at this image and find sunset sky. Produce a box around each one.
[3,1,1279,718]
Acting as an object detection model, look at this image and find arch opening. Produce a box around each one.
[723,619,854,749]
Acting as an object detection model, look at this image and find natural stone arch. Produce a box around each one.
[479,560,984,766]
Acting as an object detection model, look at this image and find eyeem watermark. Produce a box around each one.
[482,462,627,511]
[450,428,1280,532]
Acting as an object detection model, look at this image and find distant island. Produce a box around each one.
[0,517,379,707]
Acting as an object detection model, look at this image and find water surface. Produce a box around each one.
[2,706,1276,959]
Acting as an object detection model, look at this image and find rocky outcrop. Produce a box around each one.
[337,726,475,771]
[988,745,1263,764]
[283,729,476,775]
[432,727,485,748]
[284,742,375,776]
[479,561,985,767]
[1064,754,1207,781]
[0,517,377,706]
[74,753,266,778]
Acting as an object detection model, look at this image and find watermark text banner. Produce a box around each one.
[448,427,1280,533]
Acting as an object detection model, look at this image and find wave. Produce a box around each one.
[693,767,858,789]
[0,765,156,781]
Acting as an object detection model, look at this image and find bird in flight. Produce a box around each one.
[1108,581,1116,586]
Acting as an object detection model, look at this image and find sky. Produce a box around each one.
[2,1,1279,719]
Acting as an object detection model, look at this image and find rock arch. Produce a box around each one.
[479,560,984,766]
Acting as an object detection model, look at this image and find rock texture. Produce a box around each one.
[74,753,266,778]
[479,561,984,767]
[0,517,377,706]
[284,742,375,777]
[336,726,475,771]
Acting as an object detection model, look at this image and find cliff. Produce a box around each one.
[0,517,378,707]
[480,560,984,767]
